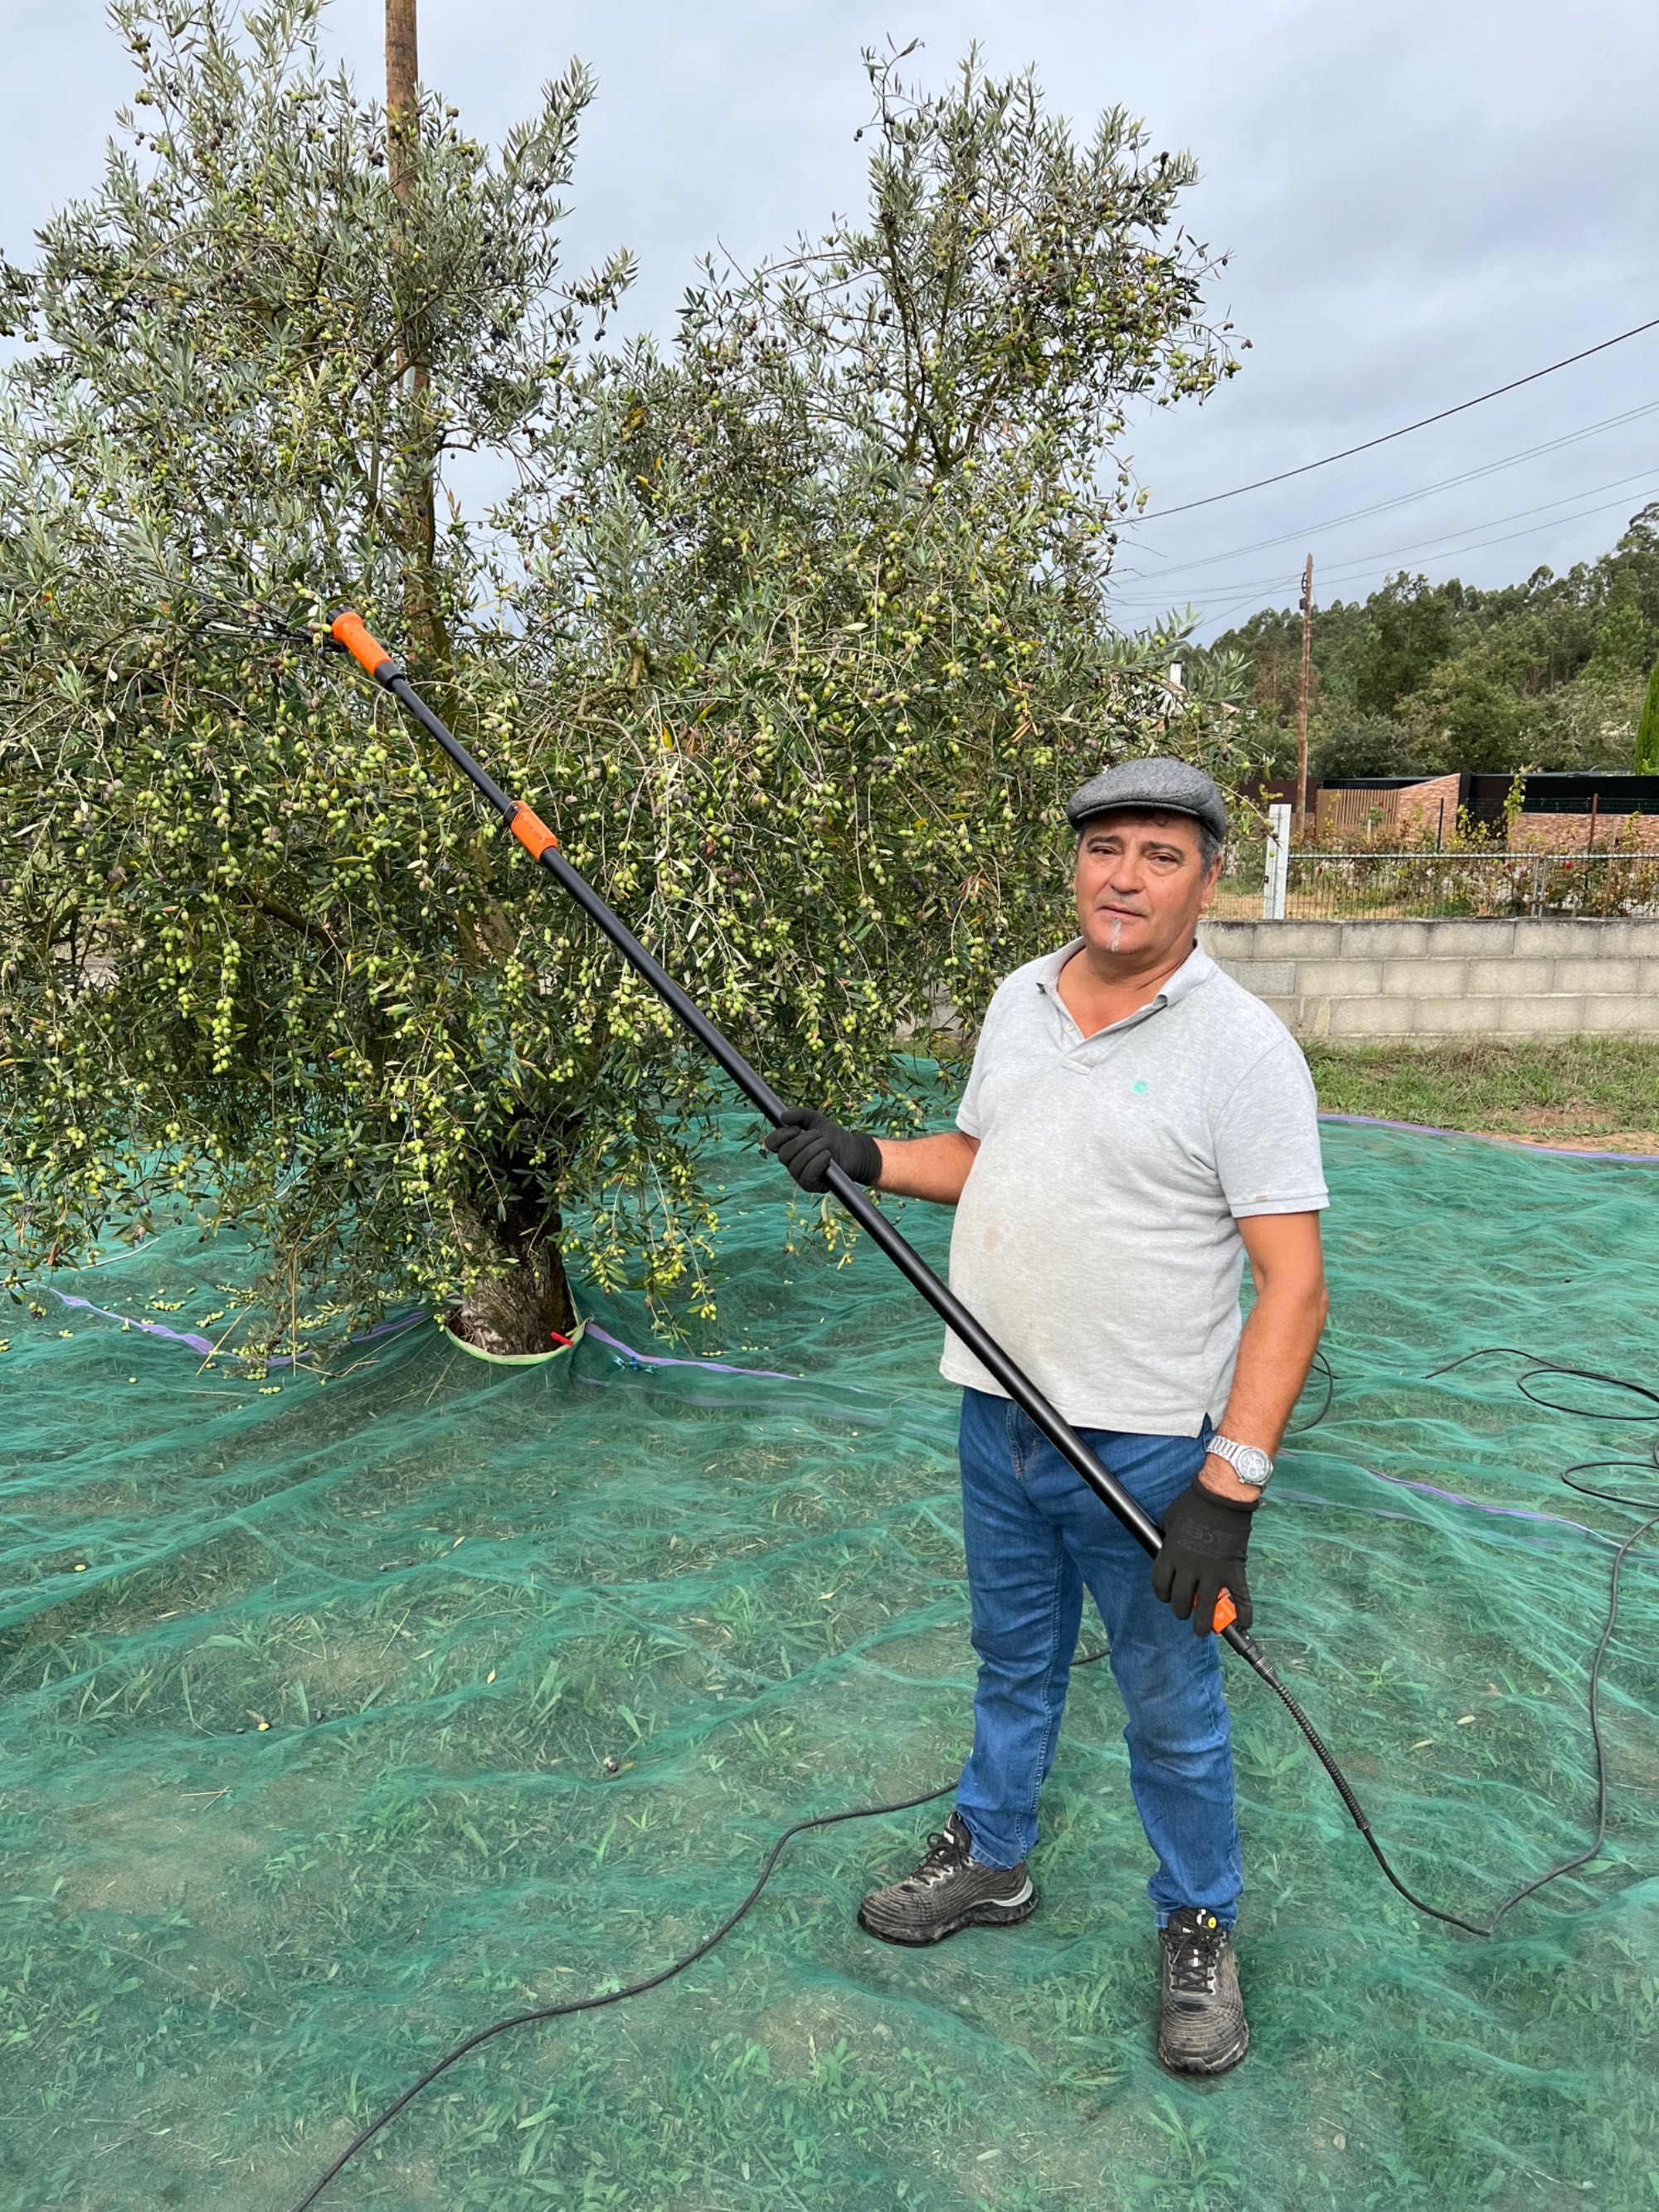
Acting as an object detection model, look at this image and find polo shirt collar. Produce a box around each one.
[1034,936,1216,1010]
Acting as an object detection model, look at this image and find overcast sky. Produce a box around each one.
[4,0,1657,640]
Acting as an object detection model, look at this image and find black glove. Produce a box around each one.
[764,1106,883,1194]
[1151,1478,1258,1636]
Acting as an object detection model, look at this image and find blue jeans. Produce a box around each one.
[954,1388,1242,1927]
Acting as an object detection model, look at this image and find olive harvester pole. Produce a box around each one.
[328,610,1252,1641]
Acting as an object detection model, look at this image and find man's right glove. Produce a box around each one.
[1151,1479,1258,1636]
[764,1106,883,1194]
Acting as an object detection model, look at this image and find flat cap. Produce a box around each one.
[1065,756,1229,842]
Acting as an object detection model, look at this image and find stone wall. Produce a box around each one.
[1200,916,1659,1038]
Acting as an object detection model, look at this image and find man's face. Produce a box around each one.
[1073,809,1219,965]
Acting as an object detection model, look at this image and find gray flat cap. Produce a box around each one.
[1065,756,1229,841]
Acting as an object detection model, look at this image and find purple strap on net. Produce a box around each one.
[40,1296,1621,1545]
[1319,1111,1659,1164]
[43,1289,797,1383]
[582,1320,797,1381]
[45,1290,425,1365]
[1352,1460,1605,1542]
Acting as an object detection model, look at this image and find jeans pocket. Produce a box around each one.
[1115,1431,1208,1520]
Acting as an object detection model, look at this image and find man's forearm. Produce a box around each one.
[1202,1281,1328,1500]
[873,1130,980,1204]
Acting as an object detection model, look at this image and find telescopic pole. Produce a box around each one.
[327,611,1261,1660]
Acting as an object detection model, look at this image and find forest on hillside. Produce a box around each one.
[1205,499,1659,780]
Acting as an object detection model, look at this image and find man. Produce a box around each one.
[766,758,1329,2077]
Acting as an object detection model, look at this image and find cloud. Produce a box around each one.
[4,0,1654,634]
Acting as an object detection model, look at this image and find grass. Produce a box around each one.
[1306,1037,1659,1150]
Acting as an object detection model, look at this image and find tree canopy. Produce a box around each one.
[1,5,1244,1354]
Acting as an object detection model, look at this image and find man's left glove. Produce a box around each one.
[764,1106,883,1194]
[1151,1479,1258,1636]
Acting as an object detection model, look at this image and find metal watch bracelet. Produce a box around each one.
[1207,1434,1273,1489]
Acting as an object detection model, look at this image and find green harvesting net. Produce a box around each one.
[3,1112,1658,2211]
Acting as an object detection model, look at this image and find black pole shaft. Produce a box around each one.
[378,666,1261,1665]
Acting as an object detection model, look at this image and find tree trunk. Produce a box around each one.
[449,1204,577,1357]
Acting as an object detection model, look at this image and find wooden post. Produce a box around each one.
[1295,554,1314,839]
[386,0,418,211]
[383,0,446,668]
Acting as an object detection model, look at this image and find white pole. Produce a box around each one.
[1264,802,1292,921]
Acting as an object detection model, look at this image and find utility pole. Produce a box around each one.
[1296,554,1314,838]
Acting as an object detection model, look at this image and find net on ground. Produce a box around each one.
[2,1116,1657,2211]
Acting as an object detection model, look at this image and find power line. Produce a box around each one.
[1129,314,1659,523]
[1118,399,1659,584]
[1141,480,1659,636]
[1325,482,1659,587]
[1108,469,1659,611]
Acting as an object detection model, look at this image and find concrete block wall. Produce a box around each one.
[1199,917,1659,1039]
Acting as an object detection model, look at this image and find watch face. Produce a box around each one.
[1233,1446,1272,1486]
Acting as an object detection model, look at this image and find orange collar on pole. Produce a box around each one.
[508,803,559,859]
[329,610,398,682]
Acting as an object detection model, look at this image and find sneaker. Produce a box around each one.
[857,1811,1037,1946]
[1156,1907,1249,2075]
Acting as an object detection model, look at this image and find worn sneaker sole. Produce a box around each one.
[1156,2020,1251,2077]
[857,1879,1039,1947]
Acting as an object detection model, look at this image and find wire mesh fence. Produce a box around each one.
[1214,845,1659,922]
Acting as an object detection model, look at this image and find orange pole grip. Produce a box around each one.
[509,802,559,859]
[329,609,395,678]
[1212,1589,1237,1635]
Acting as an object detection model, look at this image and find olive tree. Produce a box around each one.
[1,16,1246,1357]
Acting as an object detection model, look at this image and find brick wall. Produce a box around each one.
[1506,813,1659,853]
[1200,916,1659,1038]
[1310,776,1659,852]
[1393,772,1462,843]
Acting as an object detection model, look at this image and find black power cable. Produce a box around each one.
[286,1343,1656,2209]
[1413,1349,1659,1928]
[284,1783,956,2212]
[283,1626,1111,2212]
[1277,1347,1658,1938]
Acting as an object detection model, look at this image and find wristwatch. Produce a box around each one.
[1207,1435,1273,1490]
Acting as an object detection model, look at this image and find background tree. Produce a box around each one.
[1,12,1243,1355]
[1217,503,1659,782]
[1637,652,1659,775]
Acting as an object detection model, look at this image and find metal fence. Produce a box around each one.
[1213,845,1659,922]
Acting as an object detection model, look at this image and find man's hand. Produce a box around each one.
[1151,1480,1258,1636]
[764,1107,883,1194]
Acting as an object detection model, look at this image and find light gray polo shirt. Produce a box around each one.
[940,938,1328,1436]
